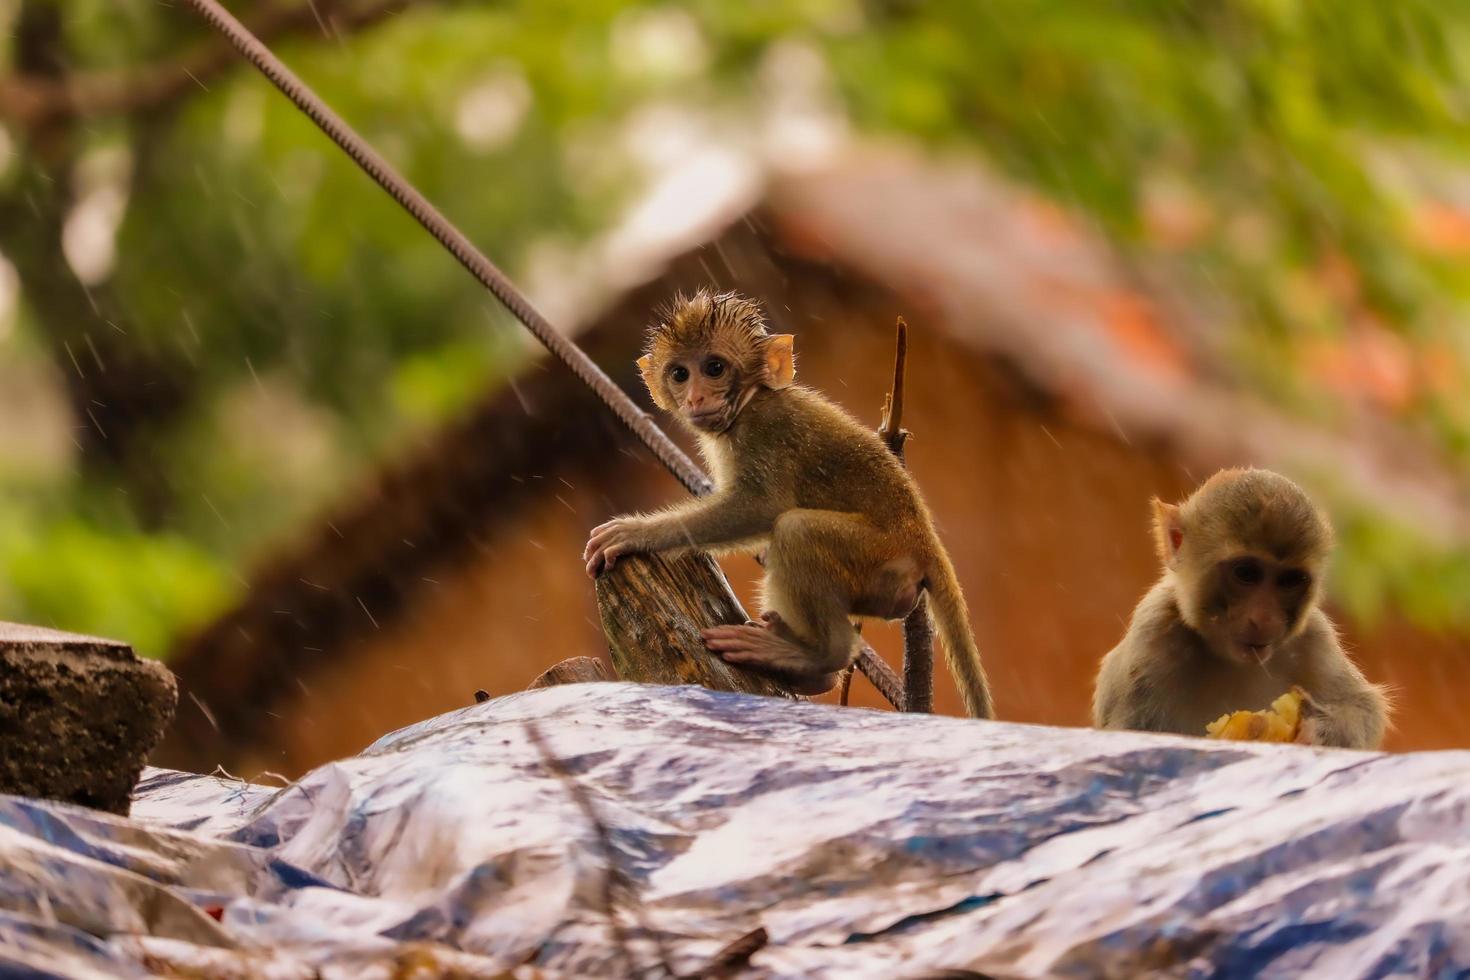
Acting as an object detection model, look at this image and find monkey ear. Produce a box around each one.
[1151,499,1184,566]
[764,335,796,389]
[637,354,672,410]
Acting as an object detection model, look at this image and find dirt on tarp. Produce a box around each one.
[0,621,177,814]
[1,682,1468,976]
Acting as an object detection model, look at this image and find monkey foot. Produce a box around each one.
[702,623,808,673]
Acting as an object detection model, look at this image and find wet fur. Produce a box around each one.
[1094,469,1390,749]
[586,290,993,718]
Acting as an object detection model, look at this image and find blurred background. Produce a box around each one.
[3,0,1470,774]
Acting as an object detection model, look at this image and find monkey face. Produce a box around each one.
[637,290,798,431]
[1157,468,1331,667]
[657,346,752,433]
[1204,554,1313,665]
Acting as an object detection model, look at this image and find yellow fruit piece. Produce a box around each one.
[1205,689,1305,743]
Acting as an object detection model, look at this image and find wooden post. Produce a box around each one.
[596,551,793,698]
[594,550,903,706]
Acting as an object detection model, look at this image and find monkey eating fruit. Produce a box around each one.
[1205,686,1312,743]
[582,290,993,718]
[1092,468,1389,749]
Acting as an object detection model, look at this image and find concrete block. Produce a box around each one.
[0,622,178,814]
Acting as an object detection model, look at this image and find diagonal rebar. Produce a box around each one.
[180,0,712,498]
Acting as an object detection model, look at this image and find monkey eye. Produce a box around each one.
[669,365,690,384]
[703,357,726,379]
[1277,569,1310,590]
[1230,558,1264,586]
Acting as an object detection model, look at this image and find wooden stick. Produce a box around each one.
[878,317,936,714]
[878,317,909,454]
[899,600,936,714]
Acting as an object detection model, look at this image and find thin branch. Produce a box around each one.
[0,0,415,131]
[878,316,910,457]
[879,316,936,713]
[900,598,935,713]
[692,928,768,978]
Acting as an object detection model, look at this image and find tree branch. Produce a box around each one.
[0,0,416,131]
[878,316,909,455]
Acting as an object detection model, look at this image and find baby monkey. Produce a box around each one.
[583,290,993,718]
[1093,468,1388,749]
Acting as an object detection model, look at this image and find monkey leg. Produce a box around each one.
[852,556,923,621]
[705,510,902,692]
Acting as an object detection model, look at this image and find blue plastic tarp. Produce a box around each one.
[1,682,1467,977]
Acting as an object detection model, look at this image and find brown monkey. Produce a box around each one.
[1093,468,1389,749]
[583,289,993,717]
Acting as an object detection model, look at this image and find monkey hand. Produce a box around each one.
[584,516,655,577]
[1291,687,1327,746]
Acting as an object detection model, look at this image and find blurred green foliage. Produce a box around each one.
[0,505,232,656]
[1,0,1469,652]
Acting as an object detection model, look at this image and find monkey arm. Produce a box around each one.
[1295,666,1390,750]
[1292,616,1390,750]
[635,493,781,552]
[584,491,780,577]
[1091,585,1191,733]
[1091,648,1132,729]
[1092,644,1172,733]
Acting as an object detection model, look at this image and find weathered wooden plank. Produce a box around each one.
[595,552,793,698]
[527,656,614,689]
[594,550,904,708]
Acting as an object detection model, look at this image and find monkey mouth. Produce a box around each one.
[1238,641,1272,664]
[686,410,730,432]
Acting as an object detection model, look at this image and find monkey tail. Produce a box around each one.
[925,548,994,720]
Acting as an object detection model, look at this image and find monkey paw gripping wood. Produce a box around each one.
[1206,687,1313,743]
[594,551,794,698]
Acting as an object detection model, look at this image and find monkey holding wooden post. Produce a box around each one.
[1093,468,1389,749]
[583,290,994,718]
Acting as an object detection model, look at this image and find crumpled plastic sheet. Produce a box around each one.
[2,681,1469,978]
